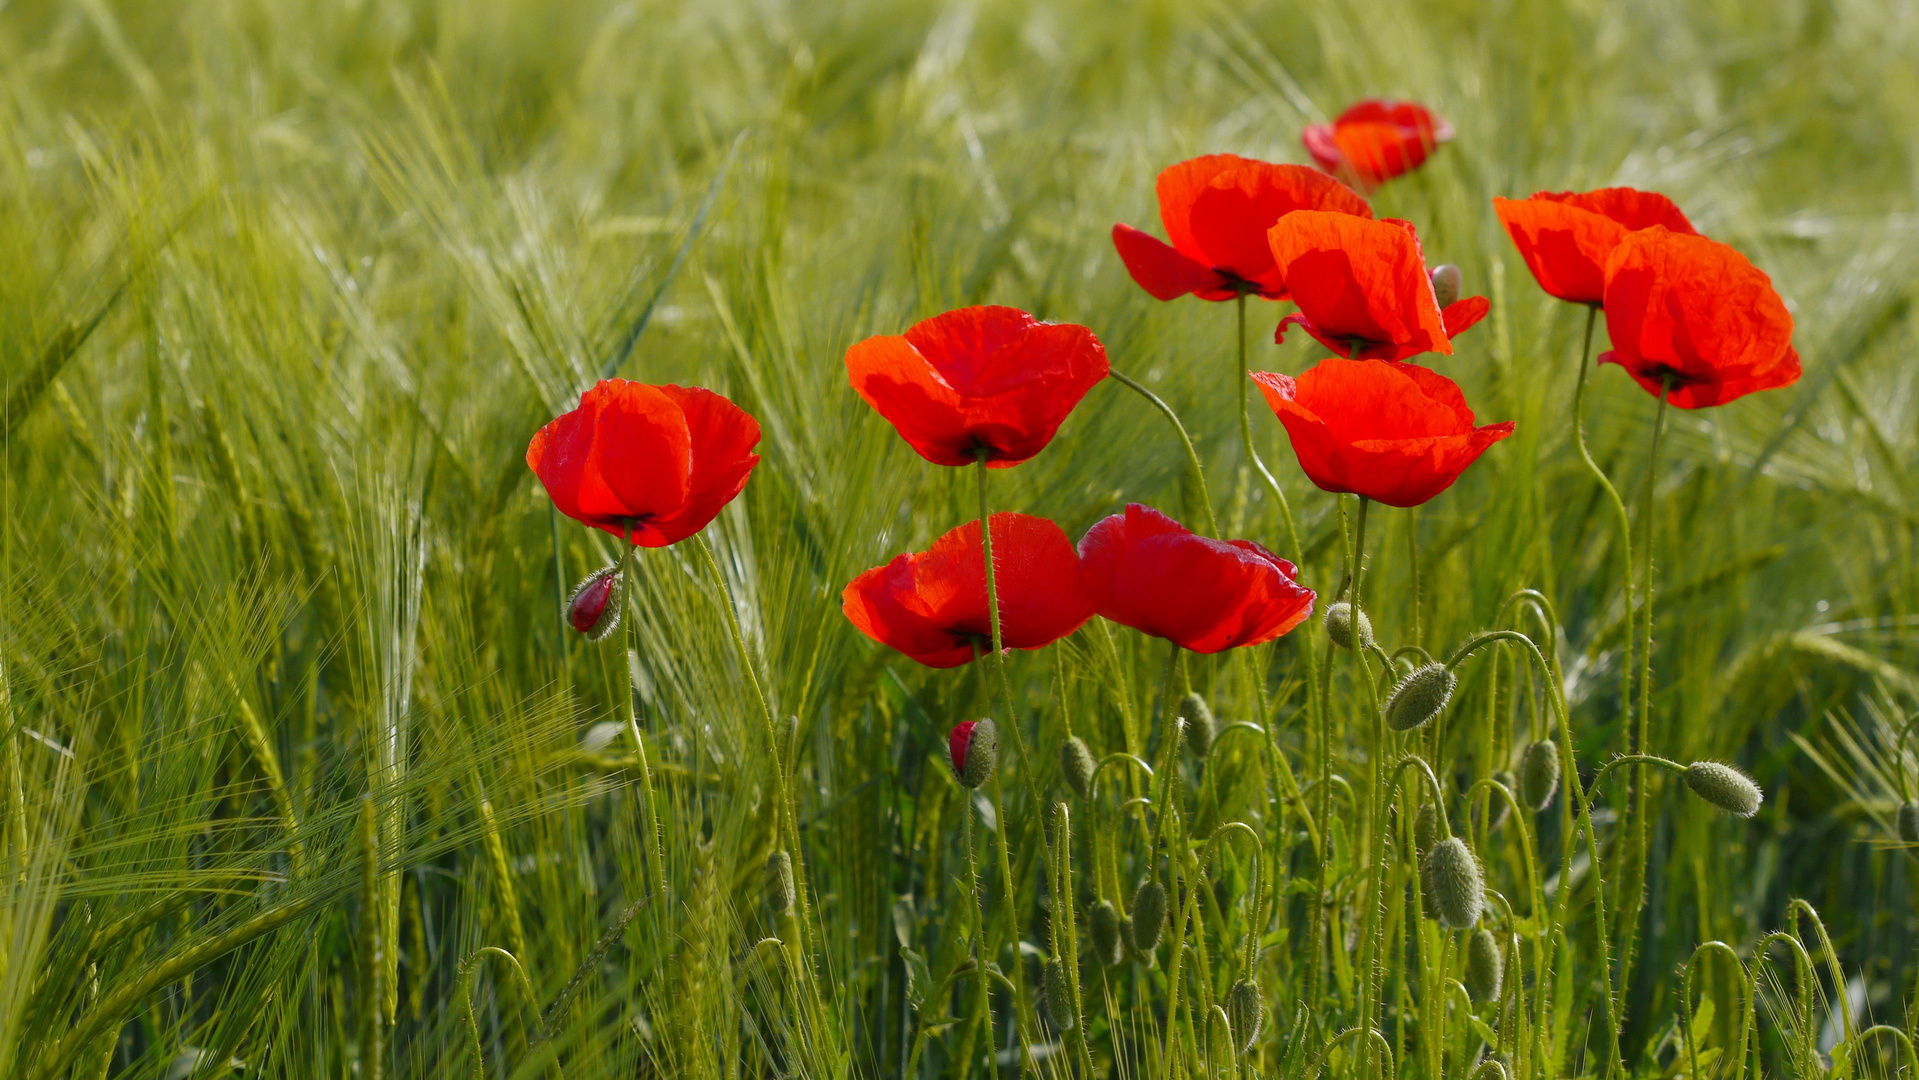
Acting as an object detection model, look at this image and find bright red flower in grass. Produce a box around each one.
[1494,188,1697,305]
[1077,504,1315,654]
[845,306,1108,468]
[1111,154,1372,301]
[527,379,761,546]
[1267,212,1488,361]
[1252,359,1514,508]
[1302,100,1452,191]
[842,513,1093,668]
[1599,227,1800,409]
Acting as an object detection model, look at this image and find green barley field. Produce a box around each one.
[4,0,1918,1077]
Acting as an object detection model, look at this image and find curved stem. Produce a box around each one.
[1237,293,1303,563]
[1586,754,1687,798]
[1109,367,1218,536]
[1570,304,1637,716]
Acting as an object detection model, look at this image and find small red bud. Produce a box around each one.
[567,565,624,641]
[949,718,999,788]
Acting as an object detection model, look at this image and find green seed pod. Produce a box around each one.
[764,850,795,915]
[1519,739,1561,811]
[1421,836,1485,929]
[1488,771,1516,831]
[1683,761,1763,818]
[951,719,999,789]
[1088,899,1124,967]
[566,564,624,642]
[1385,664,1457,732]
[1180,693,1219,758]
[1465,928,1503,1003]
[1898,802,1919,845]
[1041,956,1076,1030]
[1430,264,1463,309]
[746,936,786,981]
[1060,736,1096,799]
[1129,879,1168,953]
[1324,601,1373,651]
[1225,978,1264,1054]
[1412,803,1439,856]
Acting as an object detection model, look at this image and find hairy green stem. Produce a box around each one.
[1109,367,1218,536]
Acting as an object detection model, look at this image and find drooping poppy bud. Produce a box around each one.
[1385,664,1457,732]
[764,850,795,915]
[1323,601,1373,651]
[1129,879,1168,953]
[1041,956,1076,1030]
[1683,761,1763,818]
[1180,693,1220,758]
[1465,928,1503,1004]
[566,564,624,642]
[1899,802,1919,845]
[1430,264,1463,309]
[1225,979,1264,1054]
[1519,739,1561,811]
[1060,736,1096,799]
[1412,802,1439,856]
[1089,898,1125,967]
[1302,99,1453,192]
[1488,770,1516,832]
[1421,836,1485,929]
[950,719,1000,789]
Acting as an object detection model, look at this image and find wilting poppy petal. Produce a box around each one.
[1252,360,1515,508]
[527,379,760,547]
[1303,100,1453,192]
[1598,227,1799,409]
[842,513,1094,668]
[1493,188,1696,305]
[1268,213,1455,361]
[846,306,1109,468]
[1079,504,1315,654]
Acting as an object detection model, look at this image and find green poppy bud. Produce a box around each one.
[950,719,999,789]
[1180,693,1219,758]
[1465,927,1503,1003]
[566,564,624,642]
[1324,601,1373,651]
[1042,956,1076,1030]
[764,850,795,914]
[1129,879,1168,953]
[1421,836,1485,929]
[1898,802,1919,845]
[1413,802,1439,856]
[1060,736,1096,799]
[1225,978,1264,1054]
[1430,264,1463,309]
[1683,761,1763,818]
[1088,898,1124,967]
[1519,739,1561,811]
[1385,664,1456,732]
[1488,770,1516,831]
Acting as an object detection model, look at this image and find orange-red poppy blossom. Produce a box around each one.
[842,512,1094,668]
[1252,359,1514,508]
[1599,227,1800,409]
[527,379,761,546]
[845,306,1109,468]
[1077,503,1315,654]
[1268,212,1488,361]
[1302,100,1452,192]
[1494,188,1697,305]
[1112,154,1372,301]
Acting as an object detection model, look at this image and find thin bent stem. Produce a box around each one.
[1570,304,1636,718]
[1237,292,1304,563]
[1109,367,1218,536]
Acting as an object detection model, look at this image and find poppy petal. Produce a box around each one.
[1441,296,1490,339]
[642,385,762,545]
[1112,224,1222,301]
[1495,188,1697,305]
[1267,213,1452,361]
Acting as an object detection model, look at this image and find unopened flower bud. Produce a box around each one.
[949,719,999,789]
[1386,664,1456,732]
[566,565,624,641]
[1041,956,1076,1030]
[1519,739,1561,811]
[1129,879,1168,953]
[1089,898,1124,966]
[1488,770,1516,831]
[1899,802,1919,845]
[1225,978,1264,1054]
[1180,693,1219,758]
[1060,736,1096,800]
[1324,601,1373,651]
[1430,264,1463,309]
[1413,802,1439,856]
[764,850,795,914]
[1684,761,1763,818]
[1421,836,1485,929]
[1465,927,1503,1003]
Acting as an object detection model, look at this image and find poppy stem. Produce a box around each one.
[1237,293,1304,563]
[1107,367,1218,536]
[1570,302,1636,760]
[616,525,666,902]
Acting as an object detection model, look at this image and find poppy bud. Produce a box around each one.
[1430,264,1463,309]
[1412,802,1439,856]
[1179,692,1219,758]
[1488,770,1516,832]
[1324,601,1373,651]
[1225,978,1264,1054]
[1421,836,1485,929]
[1129,879,1168,953]
[1519,740,1561,811]
[566,565,624,642]
[1465,927,1503,1003]
[1385,664,1456,732]
[764,850,795,915]
[1060,736,1096,799]
[1683,761,1763,818]
[1041,956,1076,1030]
[1088,898,1124,966]
[747,936,786,980]
[1899,802,1919,845]
[949,719,999,789]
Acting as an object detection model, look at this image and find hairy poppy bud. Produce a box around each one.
[1042,956,1076,1030]
[1089,898,1124,966]
[1899,802,1919,845]
[1129,879,1168,953]
[566,565,624,642]
[1683,761,1763,818]
[1412,802,1439,856]
[1225,978,1264,1054]
[1465,928,1503,1003]
[1421,836,1485,929]
[764,850,795,914]
[1324,601,1373,651]
[1430,264,1463,309]
[950,719,999,789]
[1488,770,1516,831]
[1386,664,1456,732]
[1519,740,1561,811]
[1180,693,1219,758]
[1060,736,1096,799]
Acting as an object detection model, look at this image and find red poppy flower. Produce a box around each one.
[527,379,761,546]
[1599,227,1800,409]
[1302,100,1452,192]
[1078,503,1315,654]
[842,512,1094,668]
[845,306,1108,468]
[1267,213,1488,361]
[1494,188,1697,305]
[1252,359,1514,508]
[1112,154,1372,302]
